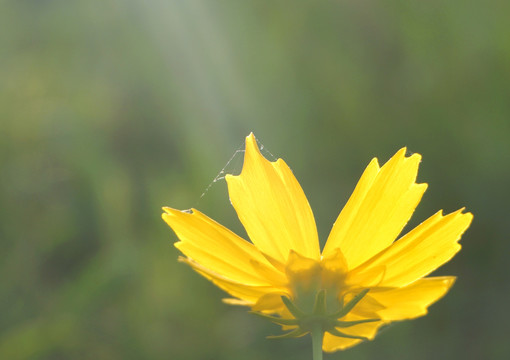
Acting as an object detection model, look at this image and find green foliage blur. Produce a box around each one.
[1,0,509,359]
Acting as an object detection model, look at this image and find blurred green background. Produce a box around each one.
[1,0,509,359]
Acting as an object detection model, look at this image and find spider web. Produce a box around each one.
[195,136,277,206]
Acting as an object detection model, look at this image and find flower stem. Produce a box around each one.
[311,324,324,360]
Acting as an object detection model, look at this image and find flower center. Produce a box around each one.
[252,249,378,340]
[285,250,348,315]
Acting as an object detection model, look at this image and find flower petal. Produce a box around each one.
[322,335,361,352]
[352,209,473,287]
[323,148,427,269]
[180,257,286,304]
[367,277,456,320]
[162,207,285,286]
[252,292,287,312]
[323,313,386,352]
[225,133,320,263]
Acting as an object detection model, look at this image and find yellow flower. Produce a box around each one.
[162,133,472,352]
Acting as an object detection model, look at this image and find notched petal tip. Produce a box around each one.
[396,146,422,161]
[393,147,424,168]
[243,132,282,166]
[162,206,195,217]
[366,157,381,171]
[245,132,262,155]
[161,208,196,230]
[225,133,267,183]
[440,207,474,229]
[392,147,418,163]
[458,207,474,219]
[161,207,173,219]
[397,147,408,156]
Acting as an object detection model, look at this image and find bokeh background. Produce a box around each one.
[1,0,509,359]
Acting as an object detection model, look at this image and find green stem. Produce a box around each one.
[311,324,324,360]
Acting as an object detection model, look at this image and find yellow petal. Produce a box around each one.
[350,293,385,318]
[179,257,286,304]
[367,277,456,320]
[222,298,252,306]
[252,292,287,312]
[250,259,288,287]
[226,133,320,263]
[323,313,386,352]
[322,335,361,352]
[346,265,386,288]
[352,209,473,287]
[162,207,284,286]
[323,148,427,269]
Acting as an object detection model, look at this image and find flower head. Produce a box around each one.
[162,133,472,352]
